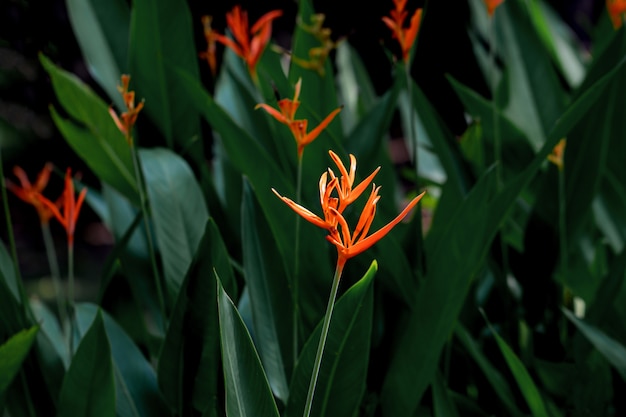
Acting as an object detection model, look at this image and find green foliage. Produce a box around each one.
[3,0,626,416]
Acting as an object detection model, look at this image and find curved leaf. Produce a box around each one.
[217,275,280,417]
[140,147,209,302]
[75,303,169,417]
[286,261,376,417]
[0,326,38,394]
[57,311,114,417]
[158,218,236,415]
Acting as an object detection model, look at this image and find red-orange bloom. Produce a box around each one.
[199,15,219,76]
[39,168,87,245]
[256,79,342,159]
[109,74,144,143]
[382,0,423,63]
[273,150,425,268]
[484,0,505,17]
[214,6,282,79]
[5,163,55,223]
[607,0,626,29]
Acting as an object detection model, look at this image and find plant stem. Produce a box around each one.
[41,222,67,332]
[0,148,32,322]
[302,258,345,417]
[130,143,167,329]
[68,240,75,355]
[558,166,568,288]
[293,156,303,364]
[404,62,424,275]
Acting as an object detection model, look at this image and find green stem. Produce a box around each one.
[0,148,32,322]
[490,15,502,190]
[293,156,303,364]
[130,142,167,329]
[302,258,345,417]
[404,62,424,275]
[41,222,67,331]
[558,166,568,287]
[68,241,75,356]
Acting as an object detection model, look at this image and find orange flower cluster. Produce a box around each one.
[273,150,425,269]
[256,79,342,159]
[484,0,505,17]
[109,74,144,143]
[206,6,282,80]
[199,15,219,76]
[5,163,55,224]
[6,165,87,245]
[382,0,423,63]
[607,0,626,29]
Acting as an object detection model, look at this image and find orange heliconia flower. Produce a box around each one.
[484,0,505,17]
[199,15,219,76]
[382,0,423,63]
[548,138,566,171]
[214,6,282,80]
[607,0,626,29]
[109,74,144,143]
[5,163,55,223]
[256,79,342,159]
[39,168,87,245]
[273,150,425,269]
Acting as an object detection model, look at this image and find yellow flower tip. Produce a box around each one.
[548,138,566,171]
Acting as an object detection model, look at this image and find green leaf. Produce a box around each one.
[57,311,115,417]
[75,303,169,417]
[66,0,130,107]
[128,0,201,151]
[380,54,622,416]
[30,298,69,402]
[140,147,209,302]
[336,41,377,133]
[432,372,460,417]
[286,261,376,417]
[241,180,291,402]
[158,218,236,415]
[563,308,626,381]
[39,54,139,204]
[485,314,549,417]
[217,274,280,417]
[0,239,19,304]
[454,325,523,416]
[0,326,38,394]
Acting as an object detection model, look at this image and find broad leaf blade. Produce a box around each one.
[0,326,38,394]
[140,147,209,303]
[241,180,291,402]
[158,218,236,415]
[57,311,115,417]
[217,275,280,417]
[75,303,169,417]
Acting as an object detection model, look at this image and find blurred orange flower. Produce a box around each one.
[39,168,87,245]
[273,150,425,268]
[256,79,342,159]
[199,15,219,75]
[484,0,505,17]
[109,74,144,143]
[607,0,626,28]
[214,6,282,80]
[5,163,55,223]
[382,0,423,63]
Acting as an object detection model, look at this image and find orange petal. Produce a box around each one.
[272,188,329,229]
[250,9,283,34]
[256,103,289,124]
[344,191,425,258]
[300,107,342,148]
